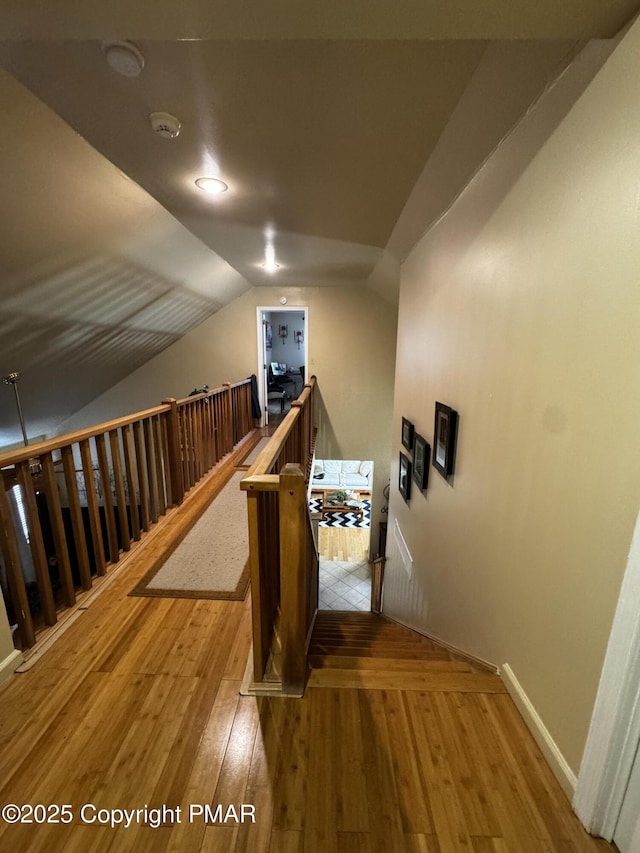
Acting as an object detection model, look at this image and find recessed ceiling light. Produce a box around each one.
[195,177,228,195]
[262,261,280,272]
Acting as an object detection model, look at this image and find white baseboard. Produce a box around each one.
[0,648,23,686]
[501,663,577,800]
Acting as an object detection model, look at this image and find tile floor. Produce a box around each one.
[318,560,371,611]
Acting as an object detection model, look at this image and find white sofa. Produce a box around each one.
[311,459,373,490]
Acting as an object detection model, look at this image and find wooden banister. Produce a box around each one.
[0,377,254,650]
[241,377,319,693]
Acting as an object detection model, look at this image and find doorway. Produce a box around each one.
[256,306,308,427]
[309,458,374,611]
[574,507,640,843]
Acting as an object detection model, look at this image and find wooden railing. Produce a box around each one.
[240,377,318,695]
[0,379,254,649]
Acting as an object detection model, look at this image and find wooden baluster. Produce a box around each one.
[238,386,245,441]
[193,400,202,481]
[153,416,167,515]
[40,453,75,607]
[133,420,151,533]
[159,412,172,506]
[231,386,238,444]
[246,491,266,682]
[61,445,92,589]
[143,418,159,524]
[161,399,184,506]
[203,397,211,471]
[199,398,208,473]
[109,430,131,552]
[213,394,221,463]
[178,408,189,490]
[223,382,233,452]
[183,405,193,489]
[0,474,35,647]
[79,439,106,575]
[200,398,209,473]
[121,424,141,541]
[236,386,242,440]
[208,395,215,465]
[17,461,57,626]
[194,402,200,479]
[95,434,119,564]
[279,464,308,695]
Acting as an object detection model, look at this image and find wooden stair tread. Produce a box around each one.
[314,624,433,642]
[307,668,506,693]
[308,644,454,660]
[311,640,448,653]
[310,635,438,648]
[308,655,472,673]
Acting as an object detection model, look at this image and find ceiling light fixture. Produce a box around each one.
[262,242,280,272]
[102,41,145,78]
[195,177,228,195]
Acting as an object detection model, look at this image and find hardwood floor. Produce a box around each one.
[317,527,370,563]
[0,444,613,852]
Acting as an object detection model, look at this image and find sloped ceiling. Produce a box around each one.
[0,2,637,443]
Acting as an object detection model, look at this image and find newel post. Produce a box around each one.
[279,463,308,696]
[162,398,185,505]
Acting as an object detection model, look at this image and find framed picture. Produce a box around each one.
[412,433,430,491]
[401,417,414,451]
[399,452,412,503]
[433,402,458,480]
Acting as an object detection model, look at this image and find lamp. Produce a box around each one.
[279,324,288,343]
[2,371,28,446]
[2,372,42,474]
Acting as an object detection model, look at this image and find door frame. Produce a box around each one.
[256,305,309,428]
[574,507,640,840]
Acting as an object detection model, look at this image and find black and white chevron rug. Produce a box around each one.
[309,497,371,528]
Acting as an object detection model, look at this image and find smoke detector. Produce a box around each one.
[102,41,145,78]
[149,112,182,140]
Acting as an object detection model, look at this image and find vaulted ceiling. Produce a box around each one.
[0,2,637,443]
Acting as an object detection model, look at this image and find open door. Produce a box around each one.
[257,306,308,427]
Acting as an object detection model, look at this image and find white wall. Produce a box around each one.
[384,21,640,774]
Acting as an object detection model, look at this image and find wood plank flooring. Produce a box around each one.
[0,441,614,852]
[317,527,370,562]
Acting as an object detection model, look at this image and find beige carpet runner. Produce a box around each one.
[239,436,270,466]
[130,470,250,600]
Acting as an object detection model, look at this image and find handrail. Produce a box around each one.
[240,377,318,693]
[0,405,170,469]
[242,382,315,488]
[0,377,254,650]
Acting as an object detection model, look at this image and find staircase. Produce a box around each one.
[308,611,505,693]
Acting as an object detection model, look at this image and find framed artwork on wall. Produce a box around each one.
[401,417,414,451]
[399,452,412,503]
[412,433,430,491]
[433,402,458,480]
